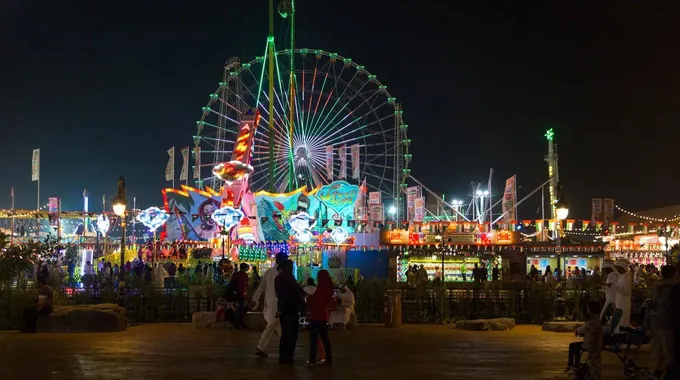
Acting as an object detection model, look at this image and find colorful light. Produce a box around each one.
[331,227,349,245]
[137,207,169,232]
[212,160,254,185]
[211,206,244,229]
[96,214,110,236]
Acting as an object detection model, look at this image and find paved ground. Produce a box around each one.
[0,324,651,380]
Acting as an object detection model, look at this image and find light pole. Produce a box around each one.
[452,200,463,222]
[554,195,570,273]
[112,176,127,283]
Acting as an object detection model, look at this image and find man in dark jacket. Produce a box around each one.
[275,260,304,364]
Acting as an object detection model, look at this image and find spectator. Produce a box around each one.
[649,265,678,377]
[232,263,250,329]
[492,264,500,282]
[21,277,53,333]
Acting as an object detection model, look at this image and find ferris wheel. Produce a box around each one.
[193,49,411,205]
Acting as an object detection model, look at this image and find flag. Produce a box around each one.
[338,144,346,179]
[502,175,517,222]
[165,147,175,182]
[193,147,201,179]
[31,149,40,182]
[350,144,360,179]
[10,186,14,198]
[325,146,333,181]
[180,146,189,181]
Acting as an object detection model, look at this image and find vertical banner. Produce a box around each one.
[591,198,603,224]
[165,147,175,182]
[192,147,201,179]
[179,146,189,181]
[414,197,425,222]
[325,145,334,181]
[338,144,347,179]
[603,198,615,225]
[370,204,384,221]
[31,149,40,181]
[406,186,419,221]
[502,175,517,222]
[48,197,60,227]
[350,144,360,179]
[369,191,382,205]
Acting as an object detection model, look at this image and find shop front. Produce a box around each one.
[605,234,672,267]
[523,241,607,276]
[382,224,520,282]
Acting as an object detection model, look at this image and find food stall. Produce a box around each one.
[523,240,607,276]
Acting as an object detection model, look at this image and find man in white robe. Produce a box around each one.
[600,260,619,322]
[612,259,632,332]
[330,283,355,327]
[251,253,286,357]
[153,263,166,288]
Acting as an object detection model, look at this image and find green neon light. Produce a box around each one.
[545,128,554,141]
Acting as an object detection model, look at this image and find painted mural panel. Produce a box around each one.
[163,187,223,241]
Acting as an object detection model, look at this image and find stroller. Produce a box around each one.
[602,300,653,379]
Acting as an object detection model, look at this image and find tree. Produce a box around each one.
[0,235,37,283]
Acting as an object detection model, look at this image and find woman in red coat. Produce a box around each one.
[307,270,334,365]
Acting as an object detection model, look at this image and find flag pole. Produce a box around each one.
[173,148,176,189]
[10,187,15,245]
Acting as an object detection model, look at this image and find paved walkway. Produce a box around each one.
[0,324,651,379]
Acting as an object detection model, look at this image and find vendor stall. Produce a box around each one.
[523,240,607,276]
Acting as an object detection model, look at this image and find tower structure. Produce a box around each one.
[544,128,559,219]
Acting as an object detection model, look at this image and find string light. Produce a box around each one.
[615,205,680,222]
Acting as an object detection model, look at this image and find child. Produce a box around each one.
[302,277,326,362]
[566,301,603,378]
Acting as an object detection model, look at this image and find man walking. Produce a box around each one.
[252,253,287,357]
[275,260,305,364]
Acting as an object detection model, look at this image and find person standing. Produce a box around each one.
[599,261,619,322]
[21,277,53,333]
[611,259,632,332]
[492,265,500,282]
[232,263,250,329]
[649,265,678,377]
[275,260,305,364]
[252,253,287,358]
[307,270,333,366]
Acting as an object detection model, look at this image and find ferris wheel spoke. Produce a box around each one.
[306,72,331,132]
[309,89,380,148]
[304,66,319,131]
[312,101,390,148]
[308,70,361,139]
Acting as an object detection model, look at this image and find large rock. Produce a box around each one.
[541,321,584,333]
[455,318,515,331]
[37,304,126,333]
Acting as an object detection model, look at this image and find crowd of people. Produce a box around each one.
[563,258,680,379]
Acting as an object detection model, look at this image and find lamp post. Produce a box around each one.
[112,176,127,283]
[554,196,570,273]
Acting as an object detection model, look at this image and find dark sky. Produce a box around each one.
[2,1,679,220]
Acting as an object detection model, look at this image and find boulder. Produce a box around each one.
[455,318,515,331]
[37,303,126,333]
[541,321,584,333]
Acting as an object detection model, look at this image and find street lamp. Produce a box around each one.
[112,176,127,282]
[388,205,397,216]
[553,190,569,273]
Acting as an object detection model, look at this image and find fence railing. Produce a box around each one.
[1,284,648,327]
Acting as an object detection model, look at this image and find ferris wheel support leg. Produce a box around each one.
[267,0,276,192]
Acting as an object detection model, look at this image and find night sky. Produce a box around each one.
[2,1,679,219]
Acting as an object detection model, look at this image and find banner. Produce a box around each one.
[502,175,517,222]
[193,147,201,179]
[179,146,189,181]
[406,186,420,221]
[338,144,346,179]
[591,198,603,223]
[414,197,425,222]
[31,149,40,182]
[350,144,360,179]
[48,197,60,227]
[325,145,333,181]
[369,191,381,205]
[370,204,384,221]
[603,198,615,225]
[165,147,175,182]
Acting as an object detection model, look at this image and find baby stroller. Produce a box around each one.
[603,300,653,379]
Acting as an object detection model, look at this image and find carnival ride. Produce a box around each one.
[192,2,409,220]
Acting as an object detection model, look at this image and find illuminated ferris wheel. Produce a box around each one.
[193,49,411,204]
